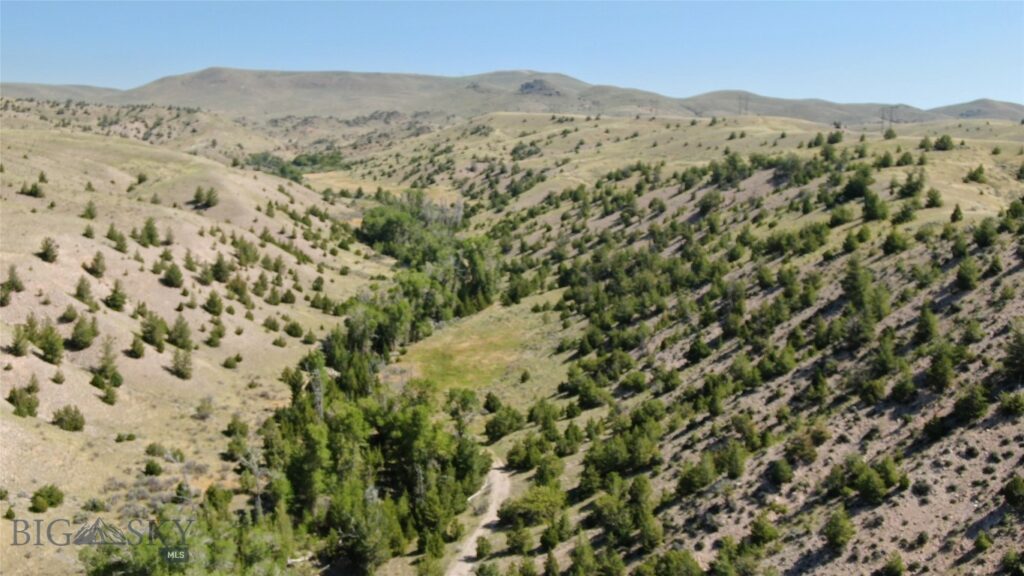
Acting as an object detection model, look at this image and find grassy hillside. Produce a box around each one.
[1,97,1023,576]
[0,128,391,574]
[4,68,1022,124]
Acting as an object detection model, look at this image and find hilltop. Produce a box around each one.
[4,67,1023,124]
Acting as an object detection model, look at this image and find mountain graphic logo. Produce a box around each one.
[72,518,128,545]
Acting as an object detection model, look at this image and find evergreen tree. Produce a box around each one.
[162,263,184,288]
[140,218,160,246]
[204,290,224,316]
[568,533,597,576]
[171,348,193,379]
[544,552,560,576]
[823,506,854,550]
[85,251,106,278]
[69,316,98,350]
[129,333,146,358]
[38,237,59,263]
[951,204,964,222]
[169,315,193,350]
[37,323,64,364]
[955,257,980,290]
[1004,322,1024,385]
[104,280,127,311]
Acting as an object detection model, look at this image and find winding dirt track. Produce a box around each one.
[446,459,511,576]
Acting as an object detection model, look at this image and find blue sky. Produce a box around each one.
[2,1,1021,108]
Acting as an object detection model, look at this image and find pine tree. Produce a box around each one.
[926,342,956,392]
[141,313,168,352]
[568,532,597,576]
[75,275,95,305]
[171,348,193,379]
[37,323,64,365]
[951,204,964,222]
[85,251,106,278]
[823,506,854,550]
[169,315,193,349]
[544,552,560,576]
[955,257,980,291]
[162,263,184,288]
[104,280,127,311]
[140,218,160,246]
[204,290,224,316]
[129,333,146,358]
[1004,322,1024,385]
[11,326,31,356]
[69,316,98,350]
[101,385,117,405]
[863,191,889,221]
[38,237,59,263]
[97,337,119,380]
[913,304,938,345]
[4,265,25,292]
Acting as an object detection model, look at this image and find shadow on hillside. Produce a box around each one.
[784,545,836,576]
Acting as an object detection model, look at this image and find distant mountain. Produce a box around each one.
[1,82,120,102]
[930,98,1024,121]
[676,90,942,125]
[3,68,1021,125]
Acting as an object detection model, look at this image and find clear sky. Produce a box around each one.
[2,1,1022,108]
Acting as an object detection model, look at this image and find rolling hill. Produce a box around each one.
[3,67,1022,124]
[1,76,1023,576]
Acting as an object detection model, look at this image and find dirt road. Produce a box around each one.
[446,459,512,576]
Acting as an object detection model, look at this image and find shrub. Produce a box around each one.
[999,392,1024,417]
[485,406,525,443]
[676,453,718,496]
[955,257,980,291]
[52,405,85,431]
[68,316,98,350]
[1002,475,1024,511]
[129,334,146,358]
[194,396,214,421]
[964,165,986,184]
[95,382,115,405]
[162,263,184,288]
[879,553,905,576]
[29,484,64,512]
[953,385,989,423]
[143,459,163,476]
[507,522,534,555]
[749,513,779,546]
[204,291,223,316]
[476,536,492,559]
[104,280,128,311]
[822,506,854,550]
[171,348,192,379]
[37,323,64,365]
[7,385,39,417]
[1001,549,1022,573]
[3,265,25,293]
[38,237,59,263]
[975,531,993,552]
[768,459,794,485]
[497,485,566,526]
[1004,323,1024,384]
[855,467,888,504]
